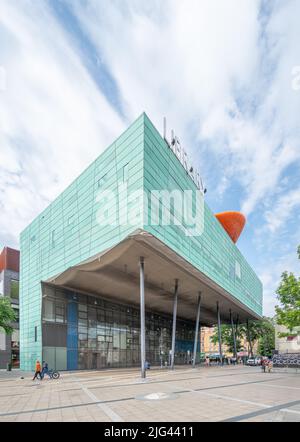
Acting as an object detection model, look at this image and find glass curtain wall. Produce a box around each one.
[42,284,196,370]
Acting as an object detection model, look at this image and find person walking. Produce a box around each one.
[41,360,51,379]
[261,358,267,373]
[267,360,273,373]
[32,360,42,380]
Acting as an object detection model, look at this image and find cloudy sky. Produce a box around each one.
[1,0,299,316]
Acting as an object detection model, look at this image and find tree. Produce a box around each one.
[210,324,243,354]
[257,318,275,357]
[275,263,300,337]
[210,317,275,357]
[240,318,275,357]
[0,297,16,334]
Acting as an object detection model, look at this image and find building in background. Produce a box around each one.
[20,113,262,371]
[200,326,259,357]
[0,247,20,368]
[200,327,220,354]
[275,324,300,353]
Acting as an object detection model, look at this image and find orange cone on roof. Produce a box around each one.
[215,211,246,243]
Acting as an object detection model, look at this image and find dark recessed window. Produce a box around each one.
[123,163,129,182]
[10,279,19,300]
[98,174,107,188]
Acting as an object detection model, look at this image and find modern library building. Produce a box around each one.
[20,113,262,374]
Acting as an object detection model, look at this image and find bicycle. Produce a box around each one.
[42,369,60,379]
[49,369,60,379]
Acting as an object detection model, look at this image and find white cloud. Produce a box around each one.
[71,0,260,132]
[0,0,124,247]
[264,187,300,233]
[71,0,300,218]
[259,249,300,316]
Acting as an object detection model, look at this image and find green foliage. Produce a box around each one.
[275,249,300,336]
[257,318,275,357]
[0,297,16,334]
[210,324,243,353]
[210,317,275,356]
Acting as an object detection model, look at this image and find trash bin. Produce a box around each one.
[6,362,12,372]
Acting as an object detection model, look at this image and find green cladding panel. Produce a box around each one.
[20,113,262,370]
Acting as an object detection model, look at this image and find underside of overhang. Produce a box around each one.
[45,229,260,326]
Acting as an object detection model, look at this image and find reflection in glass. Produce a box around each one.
[42,284,195,370]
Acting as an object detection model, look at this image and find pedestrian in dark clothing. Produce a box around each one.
[32,360,42,380]
[261,358,267,373]
[41,361,51,379]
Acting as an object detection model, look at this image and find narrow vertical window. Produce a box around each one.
[34,326,37,342]
[51,230,55,247]
[123,163,129,182]
[235,261,241,279]
[98,174,107,188]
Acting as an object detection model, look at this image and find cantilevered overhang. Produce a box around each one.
[45,230,260,325]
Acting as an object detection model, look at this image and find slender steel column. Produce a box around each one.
[216,301,223,365]
[235,314,239,336]
[192,293,201,367]
[199,326,202,363]
[170,279,179,370]
[230,309,237,360]
[139,257,146,378]
[246,319,253,358]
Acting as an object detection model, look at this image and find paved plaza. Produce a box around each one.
[0,365,299,422]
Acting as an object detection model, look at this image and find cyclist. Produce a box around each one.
[41,360,51,379]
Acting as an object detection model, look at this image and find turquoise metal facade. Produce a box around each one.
[20,113,262,370]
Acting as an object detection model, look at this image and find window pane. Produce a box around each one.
[44,299,55,322]
[123,163,129,182]
[98,174,107,188]
[79,304,87,312]
[78,318,87,327]
[55,347,67,370]
[43,347,55,369]
[56,315,64,324]
[235,261,241,279]
[55,301,65,323]
[13,308,19,321]
[10,279,19,300]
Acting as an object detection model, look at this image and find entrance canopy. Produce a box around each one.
[46,229,260,326]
